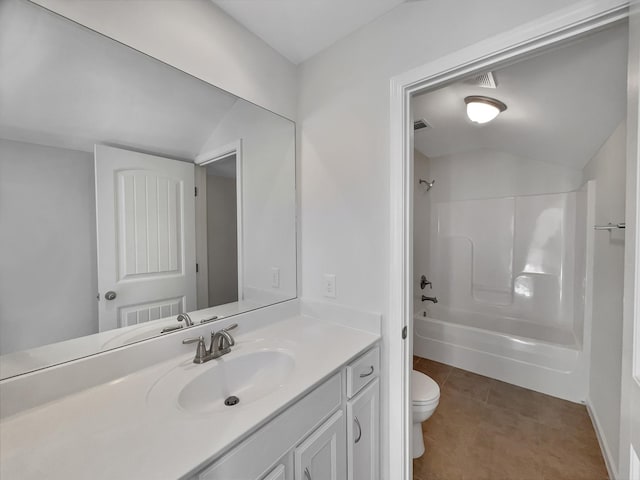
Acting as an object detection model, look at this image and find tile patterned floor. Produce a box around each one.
[412,356,609,480]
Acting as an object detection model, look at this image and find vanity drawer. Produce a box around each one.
[346,346,379,398]
[197,373,342,480]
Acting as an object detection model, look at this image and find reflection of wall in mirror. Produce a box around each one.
[206,171,238,306]
[200,100,296,302]
[0,138,98,355]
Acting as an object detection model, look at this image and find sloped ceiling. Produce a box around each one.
[412,23,628,170]
[211,0,406,64]
[0,0,239,160]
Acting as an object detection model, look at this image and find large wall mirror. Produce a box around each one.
[0,0,297,379]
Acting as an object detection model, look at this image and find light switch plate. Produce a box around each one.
[323,274,336,298]
[271,267,280,288]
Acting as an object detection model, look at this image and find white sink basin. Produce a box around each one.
[166,350,295,414]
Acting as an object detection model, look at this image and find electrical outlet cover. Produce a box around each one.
[271,267,280,288]
[323,274,336,298]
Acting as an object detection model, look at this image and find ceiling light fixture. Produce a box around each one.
[464,96,507,124]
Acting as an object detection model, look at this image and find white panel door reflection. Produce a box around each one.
[95,145,196,331]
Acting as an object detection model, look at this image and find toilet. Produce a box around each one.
[412,369,440,458]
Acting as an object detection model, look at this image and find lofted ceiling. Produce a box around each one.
[0,0,239,160]
[211,0,406,64]
[412,23,628,170]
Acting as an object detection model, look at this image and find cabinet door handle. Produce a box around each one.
[359,365,374,378]
[354,416,362,444]
[304,467,311,480]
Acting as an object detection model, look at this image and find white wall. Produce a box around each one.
[583,121,627,474]
[206,173,239,306]
[200,100,297,301]
[296,1,598,476]
[0,139,98,354]
[426,149,583,203]
[30,0,297,120]
[18,0,627,476]
[298,0,590,312]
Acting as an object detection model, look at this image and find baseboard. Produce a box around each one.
[586,399,619,480]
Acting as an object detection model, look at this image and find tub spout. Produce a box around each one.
[421,295,438,304]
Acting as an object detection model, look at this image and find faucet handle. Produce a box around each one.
[420,275,433,290]
[223,323,238,332]
[183,336,208,363]
[182,336,203,344]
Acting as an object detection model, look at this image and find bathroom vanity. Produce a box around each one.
[0,3,381,479]
[194,339,380,480]
[0,304,381,480]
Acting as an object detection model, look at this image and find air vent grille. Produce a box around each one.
[414,119,431,131]
[465,71,498,89]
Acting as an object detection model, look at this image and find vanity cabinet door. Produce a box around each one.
[346,379,379,480]
[262,464,286,480]
[294,410,346,480]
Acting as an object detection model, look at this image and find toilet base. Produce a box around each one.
[412,422,425,458]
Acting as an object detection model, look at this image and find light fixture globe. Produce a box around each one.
[464,96,507,124]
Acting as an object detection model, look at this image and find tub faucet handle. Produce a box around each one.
[420,275,432,290]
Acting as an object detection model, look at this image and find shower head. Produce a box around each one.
[419,179,435,191]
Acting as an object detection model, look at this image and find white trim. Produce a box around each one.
[587,400,620,480]
[631,444,640,480]
[195,139,244,302]
[194,166,209,309]
[620,3,640,478]
[236,142,244,301]
[389,2,629,478]
[195,140,242,165]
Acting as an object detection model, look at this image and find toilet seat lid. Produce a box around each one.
[412,370,440,404]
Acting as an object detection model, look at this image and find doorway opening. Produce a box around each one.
[410,20,627,480]
[195,141,244,310]
[388,4,638,480]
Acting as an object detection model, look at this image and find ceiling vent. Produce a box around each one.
[413,119,431,131]
[465,71,498,89]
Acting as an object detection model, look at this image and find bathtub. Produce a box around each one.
[413,306,588,402]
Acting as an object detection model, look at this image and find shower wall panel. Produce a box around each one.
[431,192,577,331]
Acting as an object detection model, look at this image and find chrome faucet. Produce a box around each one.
[421,295,438,303]
[182,324,238,364]
[177,313,194,327]
[210,327,236,357]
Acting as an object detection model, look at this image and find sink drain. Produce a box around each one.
[224,395,240,406]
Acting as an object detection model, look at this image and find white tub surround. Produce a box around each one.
[0,310,380,479]
[414,312,588,402]
[428,191,584,338]
[413,181,597,402]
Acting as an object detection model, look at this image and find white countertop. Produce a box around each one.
[0,315,379,480]
[0,298,272,380]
